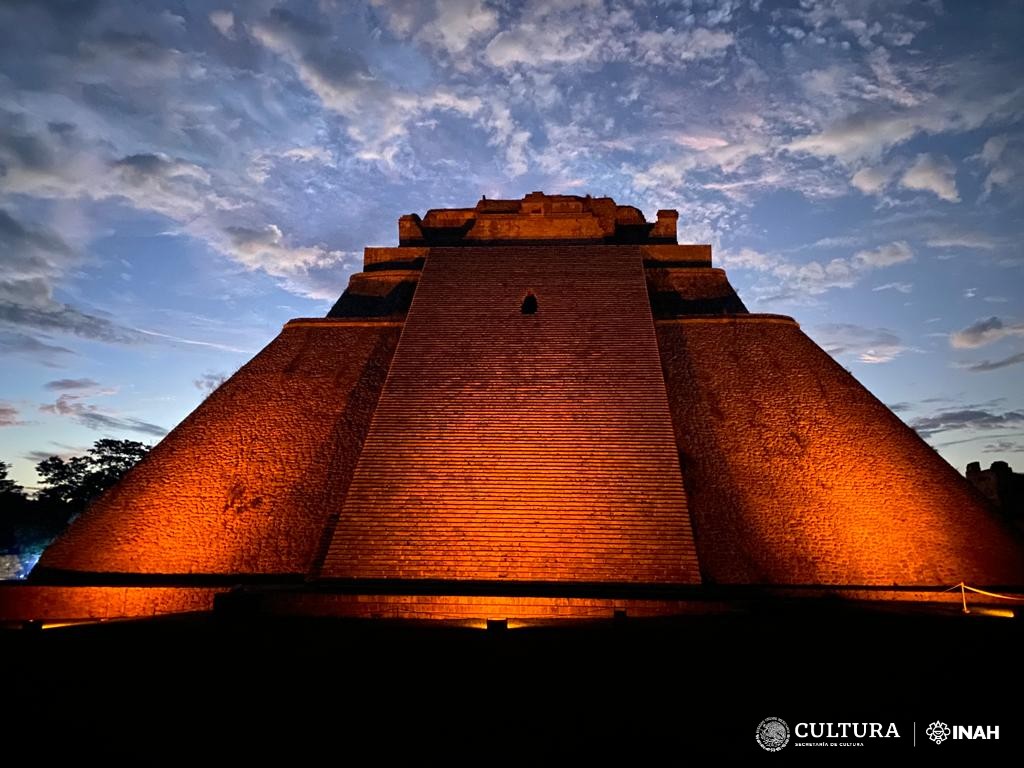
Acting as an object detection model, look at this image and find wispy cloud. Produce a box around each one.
[955,351,1024,372]
[977,134,1024,197]
[24,448,79,463]
[0,402,22,427]
[44,378,99,391]
[851,162,900,195]
[926,234,998,250]
[39,394,167,438]
[251,7,485,165]
[0,330,74,364]
[133,328,254,354]
[899,153,959,202]
[913,408,1024,438]
[982,440,1024,454]
[813,323,908,364]
[193,371,228,395]
[950,317,1024,349]
[0,207,142,346]
[873,282,913,293]
[722,242,913,300]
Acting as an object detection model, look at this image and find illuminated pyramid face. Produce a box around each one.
[37,193,1024,592]
[320,244,699,584]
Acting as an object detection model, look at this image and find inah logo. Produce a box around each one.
[756,717,790,752]
[927,722,951,745]
[925,721,999,743]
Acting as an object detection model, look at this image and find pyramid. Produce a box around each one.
[17,192,1024,622]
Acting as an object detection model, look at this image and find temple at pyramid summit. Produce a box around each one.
[4,192,1024,624]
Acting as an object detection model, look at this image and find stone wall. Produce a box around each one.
[656,315,1024,586]
[320,245,700,583]
[36,320,399,576]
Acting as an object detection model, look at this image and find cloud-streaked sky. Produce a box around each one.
[1,0,1023,487]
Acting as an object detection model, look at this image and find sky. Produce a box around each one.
[0,0,1022,490]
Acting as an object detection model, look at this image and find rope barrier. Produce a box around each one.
[943,582,1024,613]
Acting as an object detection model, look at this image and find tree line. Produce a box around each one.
[1,439,150,571]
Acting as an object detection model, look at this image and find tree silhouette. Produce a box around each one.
[0,461,24,500]
[0,462,28,552]
[35,439,150,517]
[1,440,152,577]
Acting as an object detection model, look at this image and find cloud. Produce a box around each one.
[2,117,213,223]
[955,352,1024,372]
[982,440,1024,455]
[0,403,22,427]
[39,394,167,438]
[977,134,1024,196]
[0,115,222,218]
[0,300,142,344]
[280,146,332,164]
[872,282,912,293]
[224,224,341,273]
[0,0,1019,372]
[252,7,484,164]
[851,163,898,195]
[24,449,76,464]
[950,317,1024,349]
[73,411,168,438]
[193,371,228,395]
[369,0,422,38]
[676,135,731,151]
[133,328,253,354]
[81,30,178,66]
[926,234,997,250]
[1,114,354,302]
[787,60,1024,164]
[788,110,930,162]
[107,153,216,220]
[209,10,234,38]
[416,0,498,56]
[862,44,922,107]
[44,378,99,391]
[220,224,356,300]
[0,18,378,303]
[813,323,907,364]
[899,153,959,202]
[0,330,74,363]
[853,241,913,268]
[0,207,72,261]
[0,111,98,199]
[718,247,779,272]
[630,133,776,196]
[482,2,733,70]
[0,208,74,297]
[630,26,735,67]
[484,15,614,68]
[912,408,1024,438]
[723,241,914,300]
[0,208,142,344]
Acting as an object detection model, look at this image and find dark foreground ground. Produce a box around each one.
[2,599,1021,761]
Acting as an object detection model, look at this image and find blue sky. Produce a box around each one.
[1,0,1022,489]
